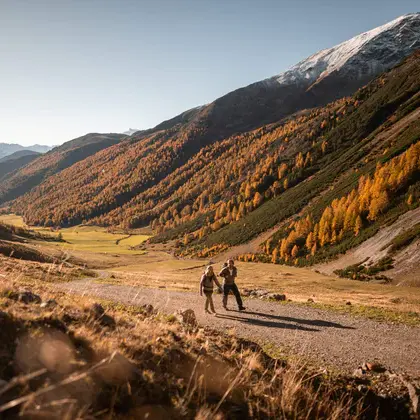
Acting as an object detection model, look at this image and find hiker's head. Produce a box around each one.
[205,265,214,276]
[227,259,234,268]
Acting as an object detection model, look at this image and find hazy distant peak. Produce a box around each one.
[0,143,52,160]
[123,128,141,135]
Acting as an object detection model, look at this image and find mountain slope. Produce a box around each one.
[187,60,419,280]
[9,15,420,230]
[0,133,125,204]
[11,48,420,259]
[0,150,41,180]
[0,150,41,163]
[206,13,420,135]
[272,13,420,88]
[200,53,420,245]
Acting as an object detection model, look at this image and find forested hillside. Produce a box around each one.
[11,95,357,227]
[7,52,420,270]
[0,133,125,204]
[193,52,420,262]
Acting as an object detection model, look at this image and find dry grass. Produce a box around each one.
[0,254,95,284]
[2,212,420,327]
[0,214,26,227]
[4,213,420,318]
[0,273,413,419]
[105,254,420,322]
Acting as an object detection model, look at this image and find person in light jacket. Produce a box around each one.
[219,259,246,311]
[200,265,222,314]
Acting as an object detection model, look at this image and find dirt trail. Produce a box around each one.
[58,278,420,377]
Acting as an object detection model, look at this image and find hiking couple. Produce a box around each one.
[199,259,246,314]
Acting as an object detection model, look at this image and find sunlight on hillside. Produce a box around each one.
[0,213,27,227]
[0,214,150,255]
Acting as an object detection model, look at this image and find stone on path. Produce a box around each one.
[8,291,42,304]
[176,309,197,327]
[267,293,286,301]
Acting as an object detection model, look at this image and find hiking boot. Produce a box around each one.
[223,306,229,311]
[239,306,246,311]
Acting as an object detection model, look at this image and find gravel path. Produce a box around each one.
[59,279,420,377]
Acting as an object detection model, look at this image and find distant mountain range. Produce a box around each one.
[0,133,125,204]
[0,143,52,160]
[0,150,41,164]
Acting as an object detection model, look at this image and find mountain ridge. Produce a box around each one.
[269,13,420,88]
[0,150,41,181]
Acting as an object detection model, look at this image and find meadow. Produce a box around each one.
[0,214,149,255]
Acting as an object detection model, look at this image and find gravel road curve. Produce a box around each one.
[58,279,420,377]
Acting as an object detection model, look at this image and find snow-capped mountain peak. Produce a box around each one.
[271,13,420,87]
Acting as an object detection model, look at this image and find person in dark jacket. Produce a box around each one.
[200,265,222,314]
[219,259,246,311]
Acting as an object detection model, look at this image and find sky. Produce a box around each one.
[0,0,418,146]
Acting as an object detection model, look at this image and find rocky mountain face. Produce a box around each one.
[206,13,420,137]
[272,13,420,88]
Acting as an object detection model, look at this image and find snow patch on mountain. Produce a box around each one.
[270,13,420,87]
[123,128,141,136]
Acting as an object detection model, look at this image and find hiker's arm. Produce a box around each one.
[199,277,204,296]
[214,275,222,290]
[218,268,226,277]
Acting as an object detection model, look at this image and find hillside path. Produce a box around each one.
[58,278,420,377]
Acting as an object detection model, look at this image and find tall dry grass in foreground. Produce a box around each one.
[0,268,414,419]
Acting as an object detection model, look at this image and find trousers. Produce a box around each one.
[204,291,215,312]
[222,283,243,309]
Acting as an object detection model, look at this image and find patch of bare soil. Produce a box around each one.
[384,239,420,286]
[316,207,420,282]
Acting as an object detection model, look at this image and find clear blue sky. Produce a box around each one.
[0,0,418,146]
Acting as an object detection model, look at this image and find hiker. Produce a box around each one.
[219,259,246,311]
[199,265,222,314]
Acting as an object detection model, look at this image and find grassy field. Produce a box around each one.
[0,213,27,227]
[0,214,149,255]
